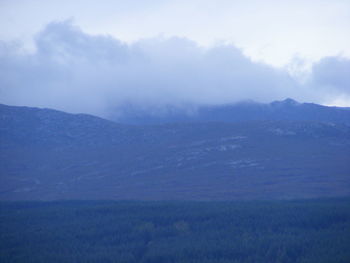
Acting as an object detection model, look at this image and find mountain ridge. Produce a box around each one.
[111,98,350,124]
[1,101,350,201]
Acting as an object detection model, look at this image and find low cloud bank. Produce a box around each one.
[0,21,349,117]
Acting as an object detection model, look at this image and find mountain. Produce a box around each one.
[114,98,350,124]
[1,103,350,200]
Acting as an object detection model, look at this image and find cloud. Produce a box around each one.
[0,21,349,118]
[310,56,350,93]
[304,56,350,106]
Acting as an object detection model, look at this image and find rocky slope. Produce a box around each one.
[1,103,350,200]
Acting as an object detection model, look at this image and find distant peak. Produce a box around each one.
[271,98,300,106]
[284,98,299,104]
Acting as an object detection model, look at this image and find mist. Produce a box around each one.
[0,21,349,118]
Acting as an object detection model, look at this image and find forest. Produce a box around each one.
[1,198,350,263]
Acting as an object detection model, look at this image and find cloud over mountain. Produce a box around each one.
[311,57,350,94]
[0,21,349,117]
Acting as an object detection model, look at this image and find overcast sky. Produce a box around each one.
[0,0,349,116]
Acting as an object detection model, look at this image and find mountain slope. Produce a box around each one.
[1,103,350,200]
[114,98,350,124]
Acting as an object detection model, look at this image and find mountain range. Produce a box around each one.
[114,98,350,124]
[1,99,350,200]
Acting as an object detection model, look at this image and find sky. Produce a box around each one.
[0,0,350,117]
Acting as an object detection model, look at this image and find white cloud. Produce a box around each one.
[0,21,349,118]
[1,0,349,67]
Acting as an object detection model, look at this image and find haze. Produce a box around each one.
[0,0,349,118]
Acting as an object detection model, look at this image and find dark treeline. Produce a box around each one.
[1,199,350,263]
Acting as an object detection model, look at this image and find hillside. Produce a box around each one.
[114,99,350,124]
[1,103,350,200]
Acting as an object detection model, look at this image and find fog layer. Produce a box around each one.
[0,21,349,117]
